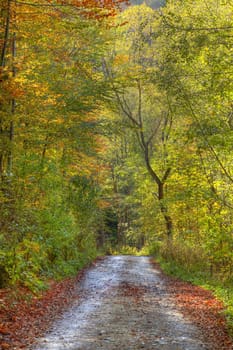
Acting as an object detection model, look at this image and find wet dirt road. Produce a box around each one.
[32,256,210,350]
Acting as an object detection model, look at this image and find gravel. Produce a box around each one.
[32,256,212,350]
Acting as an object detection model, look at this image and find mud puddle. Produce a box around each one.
[31,256,210,350]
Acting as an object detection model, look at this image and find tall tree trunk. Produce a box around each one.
[0,0,11,180]
[7,32,16,176]
[143,143,173,239]
[158,181,173,240]
[1,0,11,68]
[111,77,173,239]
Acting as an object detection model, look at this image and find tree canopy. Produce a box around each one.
[0,0,233,314]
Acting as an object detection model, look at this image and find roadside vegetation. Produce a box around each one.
[1,0,233,338]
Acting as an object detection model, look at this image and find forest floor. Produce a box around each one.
[0,256,232,350]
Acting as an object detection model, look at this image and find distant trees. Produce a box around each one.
[103,0,233,281]
[104,5,176,239]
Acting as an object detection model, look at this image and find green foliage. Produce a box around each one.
[156,241,233,335]
[159,241,210,277]
[105,0,233,295]
[0,0,113,290]
[111,245,140,256]
[142,241,162,256]
[1,0,233,322]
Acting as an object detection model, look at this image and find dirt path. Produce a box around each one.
[31,256,212,350]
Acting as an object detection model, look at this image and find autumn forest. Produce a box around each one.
[0,0,233,334]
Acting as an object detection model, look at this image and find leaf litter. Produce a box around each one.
[0,256,232,350]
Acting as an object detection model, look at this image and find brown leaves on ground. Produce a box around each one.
[0,280,76,349]
[0,257,232,349]
[150,259,233,350]
[118,282,147,299]
[116,281,148,306]
[0,260,98,350]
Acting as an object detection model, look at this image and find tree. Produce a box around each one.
[104,5,174,239]
[147,0,233,276]
[0,0,126,288]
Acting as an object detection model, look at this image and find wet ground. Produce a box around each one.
[31,256,211,350]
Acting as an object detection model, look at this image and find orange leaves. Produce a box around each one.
[113,54,129,65]
[118,281,147,301]
[0,74,25,104]
[97,199,110,208]
[51,0,129,19]
[0,267,89,349]
[0,325,10,336]
[156,265,233,350]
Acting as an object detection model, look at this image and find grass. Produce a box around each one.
[157,255,233,336]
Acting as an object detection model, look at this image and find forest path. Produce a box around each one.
[31,256,210,350]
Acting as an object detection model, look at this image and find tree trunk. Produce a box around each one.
[1,0,11,68]
[6,32,16,176]
[144,146,173,239]
[113,78,173,239]
[0,0,11,180]
[158,181,173,240]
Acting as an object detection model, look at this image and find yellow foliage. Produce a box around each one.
[113,54,129,65]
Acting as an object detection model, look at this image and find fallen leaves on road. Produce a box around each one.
[0,261,95,350]
[118,282,147,299]
[0,257,232,350]
[150,259,233,350]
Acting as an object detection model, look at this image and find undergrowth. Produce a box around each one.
[110,245,146,256]
[149,241,233,336]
